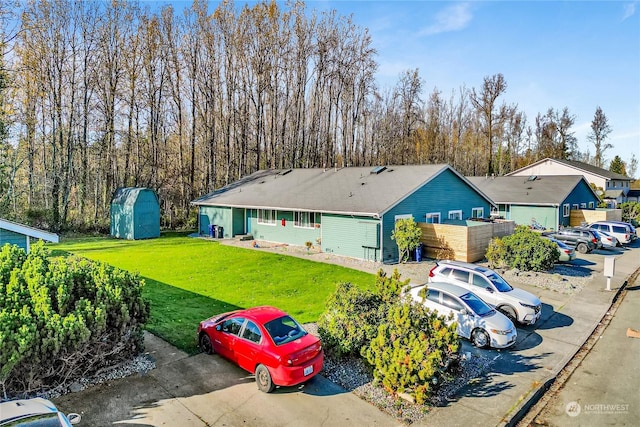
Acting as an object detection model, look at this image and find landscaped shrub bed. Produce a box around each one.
[0,243,149,397]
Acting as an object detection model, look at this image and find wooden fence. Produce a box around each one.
[570,209,622,227]
[418,220,515,263]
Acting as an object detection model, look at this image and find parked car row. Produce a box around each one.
[542,220,637,254]
[407,260,543,350]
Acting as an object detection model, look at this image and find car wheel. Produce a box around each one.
[576,242,588,254]
[255,364,275,393]
[471,329,490,348]
[199,333,215,355]
[497,305,518,323]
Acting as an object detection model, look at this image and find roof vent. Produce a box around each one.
[370,166,386,174]
[527,175,537,181]
[279,169,292,176]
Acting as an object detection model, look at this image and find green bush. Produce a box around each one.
[317,282,382,357]
[391,218,422,263]
[363,296,459,404]
[486,226,559,271]
[0,243,149,397]
[319,269,460,403]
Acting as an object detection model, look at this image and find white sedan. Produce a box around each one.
[409,281,517,349]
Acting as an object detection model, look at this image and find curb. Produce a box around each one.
[504,266,640,427]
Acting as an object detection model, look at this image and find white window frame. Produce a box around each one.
[563,204,570,217]
[257,209,276,225]
[588,201,595,209]
[448,210,463,220]
[572,204,579,210]
[294,211,316,228]
[471,207,484,218]
[580,203,586,209]
[425,212,440,224]
[394,214,413,222]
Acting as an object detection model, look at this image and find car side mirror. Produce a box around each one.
[459,308,468,316]
[215,325,222,331]
[485,287,494,293]
[67,413,82,425]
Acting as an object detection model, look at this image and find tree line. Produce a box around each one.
[0,0,633,232]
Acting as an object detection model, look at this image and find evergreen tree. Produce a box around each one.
[609,155,626,176]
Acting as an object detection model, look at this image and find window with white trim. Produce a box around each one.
[572,204,579,210]
[580,203,586,209]
[588,201,594,209]
[425,212,440,224]
[257,209,276,225]
[448,210,462,220]
[394,214,413,221]
[471,207,484,218]
[563,204,570,217]
[294,211,316,228]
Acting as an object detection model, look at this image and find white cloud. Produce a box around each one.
[622,2,637,20]
[418,2,473,36]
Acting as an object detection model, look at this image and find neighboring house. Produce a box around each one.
[110,187,161,240]
[192,165,496,263]
[467,175,600,231]
[507,158,632,208]
[626,189,640,203]
[0,218,59,253]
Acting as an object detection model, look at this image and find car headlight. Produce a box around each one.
[520,302,537,310]
[490,328,512,335]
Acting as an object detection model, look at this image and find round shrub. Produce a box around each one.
[486,226,559,271]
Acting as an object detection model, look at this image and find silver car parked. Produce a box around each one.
[428,260,542,325]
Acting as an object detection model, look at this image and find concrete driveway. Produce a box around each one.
[53,333,401,427]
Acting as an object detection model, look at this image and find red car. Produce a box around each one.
[197,306,324,392]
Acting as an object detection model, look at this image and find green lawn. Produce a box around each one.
[51,232,375,354]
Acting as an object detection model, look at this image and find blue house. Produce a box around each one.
[192,165,496,263]
[467,175,600,230]
[0,218,59,253]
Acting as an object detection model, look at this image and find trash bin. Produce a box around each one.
[208,224,215,238]
[415,244,423,262]
[217,226,224,239]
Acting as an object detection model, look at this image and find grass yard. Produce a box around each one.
[51,232,375,354]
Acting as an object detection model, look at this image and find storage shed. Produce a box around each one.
[110,187,160,240]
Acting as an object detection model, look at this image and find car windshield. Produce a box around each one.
[486,272,513,292]
[459,292,495,317]
[2,413,64,427]
[264,315,307,346]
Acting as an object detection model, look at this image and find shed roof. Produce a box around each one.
[192,165,495,217]
[467,175,597,206]
[111,187,158,206]
[0,218,59,243]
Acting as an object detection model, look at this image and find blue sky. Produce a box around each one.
[163,0,640,169]
[310,0,640,168]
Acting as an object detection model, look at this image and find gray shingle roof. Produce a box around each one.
[193,164,488,216]
[467,175,591,205]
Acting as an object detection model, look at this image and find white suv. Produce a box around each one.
[428,260,542,325]
[587,221,633,245]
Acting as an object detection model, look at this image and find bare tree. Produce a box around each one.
[588,106,612,168]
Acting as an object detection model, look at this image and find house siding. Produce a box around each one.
[245,209,322,247]
[0,229,28,251]
[506,205,559,230]
[199,206,233,238]
[322,214,380,261]
[381,169,493,263]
